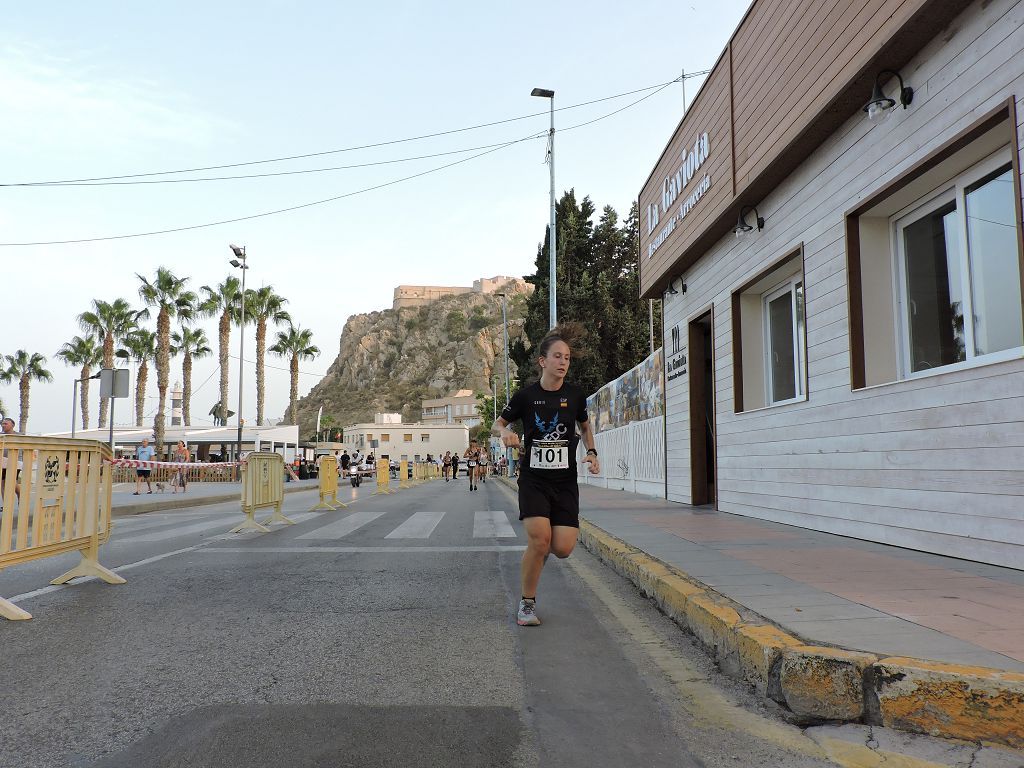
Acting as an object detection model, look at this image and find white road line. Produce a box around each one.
[473,511,517,538]
[7,543,211,606]
[202,546,527,553]
[296,509,389,540]
[385,509,446,539]
[115,516,236,544]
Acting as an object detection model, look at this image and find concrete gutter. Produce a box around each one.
[112,483,319,517]
[576,518,1024,748]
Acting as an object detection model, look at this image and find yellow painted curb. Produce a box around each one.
[735,624,802,695]
[777,645,877,722]
[685,594,743,675]
[577,517,1024,748]
[872,657,1024,748]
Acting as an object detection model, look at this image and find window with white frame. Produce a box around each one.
[763,278,805,404]
[731,250,807,412]
[848,115,1023,389]
[893,155,1022,377]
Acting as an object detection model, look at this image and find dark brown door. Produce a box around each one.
[688,311,716,506]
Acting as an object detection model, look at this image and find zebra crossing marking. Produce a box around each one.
[202,546,526,554]
[296,509,389,540]
[385,509,446,539]
[473,511,516,538]
[111,511,219,535]
[116,516,239,544]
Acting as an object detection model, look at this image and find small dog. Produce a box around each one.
[154,482,167,493]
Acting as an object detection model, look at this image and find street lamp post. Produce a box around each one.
[495,292,511,407]
[71,372,101,438]
[229,245,248,470]
[531,87,557,329]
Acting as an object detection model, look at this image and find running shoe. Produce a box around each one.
[517,599,540,626]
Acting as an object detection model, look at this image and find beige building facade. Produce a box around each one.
[421,390,482,427]
[341,419,469,461]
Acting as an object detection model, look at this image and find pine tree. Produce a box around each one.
[511,193,661,398]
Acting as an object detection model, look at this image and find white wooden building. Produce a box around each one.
[640,0,1024,568]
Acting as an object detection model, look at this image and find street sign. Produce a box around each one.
[99,369,130,399]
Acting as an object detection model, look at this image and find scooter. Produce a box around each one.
[350,464,364,488]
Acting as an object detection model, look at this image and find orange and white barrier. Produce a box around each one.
[1,436,123,621]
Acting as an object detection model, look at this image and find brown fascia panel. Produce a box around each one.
[641,0,969,299]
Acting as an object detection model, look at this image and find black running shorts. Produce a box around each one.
[517,471,579,528]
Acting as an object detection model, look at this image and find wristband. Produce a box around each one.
[586,449,598,457]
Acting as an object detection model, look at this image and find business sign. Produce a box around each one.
[667,325,687,381]
[646,133,711,260]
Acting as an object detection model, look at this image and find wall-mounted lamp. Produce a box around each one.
[734,206,764,238]
[863,69,913,123]
[666,282,679,295]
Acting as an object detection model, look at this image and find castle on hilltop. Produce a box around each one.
[392,275,531,310]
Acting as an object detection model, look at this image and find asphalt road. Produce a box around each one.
[4,476,1009,768]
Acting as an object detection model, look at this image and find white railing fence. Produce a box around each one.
[579,416,665,498]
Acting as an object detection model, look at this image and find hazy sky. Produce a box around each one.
[0,1,749,433]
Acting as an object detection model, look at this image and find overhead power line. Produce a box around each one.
[0,134,541,246]
[3,76,703,188]
[0,74,693,247]
[17,140,527,187]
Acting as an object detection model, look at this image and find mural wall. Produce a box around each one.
[587,348,664,433]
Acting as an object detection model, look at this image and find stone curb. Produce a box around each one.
[574,518,1024,749]
[112,483,320,517]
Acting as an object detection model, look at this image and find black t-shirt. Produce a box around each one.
[500,381,588,480]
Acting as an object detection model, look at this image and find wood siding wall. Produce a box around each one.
[663,0,1024,569]
[640,0,969,298]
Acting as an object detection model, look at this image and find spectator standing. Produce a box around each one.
[1,416,21,502]
[172,440,190,494]
[133,437,155,495]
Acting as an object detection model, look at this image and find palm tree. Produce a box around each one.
[269,324,320,426]
[138,268,196,453]
[117,329,157,427]
[55,335,103,430]
[0,351,54,433]
[246,286,290,427]
[198,277,243,431]
[171,326,212,426]
[78,299,147,428]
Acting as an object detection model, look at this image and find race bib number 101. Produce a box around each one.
[531,440,569,470]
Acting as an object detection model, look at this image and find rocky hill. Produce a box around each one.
[292,287,530,437]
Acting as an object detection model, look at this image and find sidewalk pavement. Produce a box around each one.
[506,479,1024,747]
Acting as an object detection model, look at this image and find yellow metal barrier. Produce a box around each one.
[373,459,392,495]
[399,460,410,489]
[0,436,123,621]
[231,452,291,533]
[311,455,345,510]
